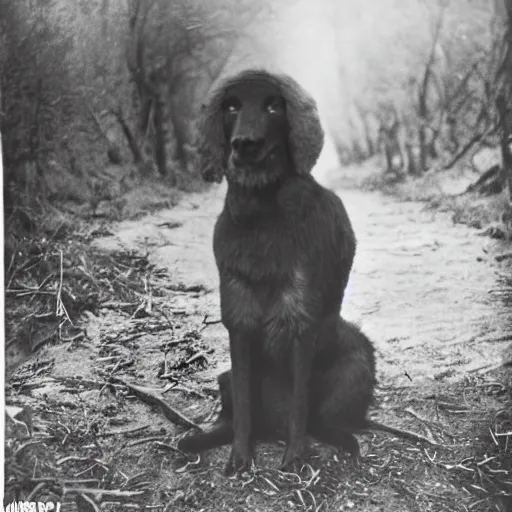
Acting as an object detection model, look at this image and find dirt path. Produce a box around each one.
[7,175,512,511]
[94,179,511,389]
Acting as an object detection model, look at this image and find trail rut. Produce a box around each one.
[93,179,512,391]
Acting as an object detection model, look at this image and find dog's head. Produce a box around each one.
[196,69,324,187]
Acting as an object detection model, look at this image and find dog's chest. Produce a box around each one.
[214,210,299,282]
[214,213,313,353]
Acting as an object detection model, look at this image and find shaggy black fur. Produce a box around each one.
[182,69,360,475]
[178,319,376,458]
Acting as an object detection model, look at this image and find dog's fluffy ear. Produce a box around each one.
[278,75,324,176]
[195,70,324,181]
[194,89,226,183]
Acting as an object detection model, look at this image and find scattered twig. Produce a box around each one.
[12,440,42,460]
[163,383,209,399]
[25,482,47,502]
[160,330,199,350]
[100,301,140,310]
[75,493,101,512]
[475,360,512,374]
[101,424,151,437]
[56,455,96,466]
[6,289,55,297]
[55,250,64,317]
[61,332,85,343]
[495,252,512,262]
[166,283,208,294]
[405,406,443,427]
[185,351,209,366]
[156,221,183,229]
[202,314,222,326]
[55,250,74,332]
[64,488,145,497]
[154,441,184,454]
[125,436,167,448]
[52,376,117,391]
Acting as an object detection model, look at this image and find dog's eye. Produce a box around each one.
[223,99,240,115]
[266,98,284,115]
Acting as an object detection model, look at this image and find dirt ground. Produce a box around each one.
[5,167,512,511]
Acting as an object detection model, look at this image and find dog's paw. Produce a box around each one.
[279,447,306,474]
[340,433,361,458]
[224,445,253,476]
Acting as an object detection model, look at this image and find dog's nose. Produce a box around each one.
[231,137,265,159]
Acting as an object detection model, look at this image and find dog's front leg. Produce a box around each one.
[280,335,312,472]
[224,327,254,475]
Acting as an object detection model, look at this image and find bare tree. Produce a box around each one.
[499,0,512,202]
[123,0,271,181]
[377,103,412,176]
[457,0,512,198]
[414,2,447,173]
[1,0,76,204]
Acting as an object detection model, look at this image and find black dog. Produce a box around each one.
[184,69,357,475]
[179,318,376,458]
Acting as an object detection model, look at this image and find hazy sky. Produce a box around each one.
[219,0,493,179]
[268,0,432,180]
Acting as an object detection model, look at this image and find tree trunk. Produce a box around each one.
[497,94,512,200]
[417,108,428,173]
[355,105,375,158]
[113,108,144,164]
[153,90,169,179]
[405,142,417,175]
[502,0,512,201]
[153,83,177,185]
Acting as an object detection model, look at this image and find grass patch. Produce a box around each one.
[4,164,205,375]
[336,156,512,240]
[119,181,182,220]
[4,204,170,377]
[427,192,510,231]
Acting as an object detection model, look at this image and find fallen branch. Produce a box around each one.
[464,165,501,194]
[367,420,440,446]
[110,377,201,431]
[111,107,144,164]
[443,130,488,170]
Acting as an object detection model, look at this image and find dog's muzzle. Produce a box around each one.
[230,137,266,164]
